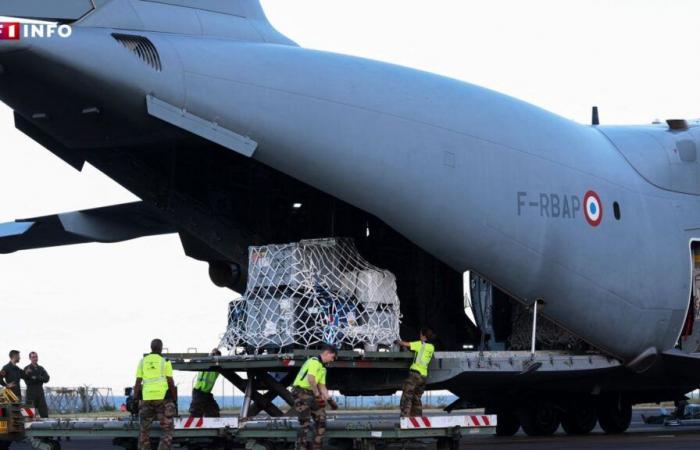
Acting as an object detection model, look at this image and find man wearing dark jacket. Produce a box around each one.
[0,350,25,400]
[24,351,50,418]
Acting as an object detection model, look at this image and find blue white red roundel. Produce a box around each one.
[583,191,602,227]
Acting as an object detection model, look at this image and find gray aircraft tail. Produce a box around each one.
[0,0,296,46]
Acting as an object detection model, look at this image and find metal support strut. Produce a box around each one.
[521,299,544,374]
[531,300,539,356]
[221,370,296,418]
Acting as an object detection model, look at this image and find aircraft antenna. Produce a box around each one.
[592,106,600,126]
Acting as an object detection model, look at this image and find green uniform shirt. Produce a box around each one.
[194,371,219,394]
[136,353,173,401]
[293,357,327,390]
[409,341,435,377]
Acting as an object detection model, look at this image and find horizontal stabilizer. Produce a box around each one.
[0,201,175,254]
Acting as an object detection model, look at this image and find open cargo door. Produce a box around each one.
[679,242,700,353]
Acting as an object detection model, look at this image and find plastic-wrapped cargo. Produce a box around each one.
[244,296,298,349]
[220,238,401,353]
[247,243,305,289]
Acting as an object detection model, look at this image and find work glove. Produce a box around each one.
[315,395,326,409]
[327,398,339,410]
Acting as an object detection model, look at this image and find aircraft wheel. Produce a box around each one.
[561,402,597,435]
[597,395,631,434]
[495,411,520,436]
[518,401,560,436]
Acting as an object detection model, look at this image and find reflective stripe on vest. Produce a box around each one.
[293,357,320,390]
[194,371,218,393]
[140,354,169,401]
[410,342,434,377]
[141,356,166,385]
[414,343,425,369]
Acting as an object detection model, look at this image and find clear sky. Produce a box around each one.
[1,0,700,395]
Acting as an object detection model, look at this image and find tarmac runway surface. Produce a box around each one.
[8,410,700,449]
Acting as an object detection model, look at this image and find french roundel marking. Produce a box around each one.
[583,190,602,227]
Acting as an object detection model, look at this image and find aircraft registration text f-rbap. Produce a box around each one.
[516,191,582,220]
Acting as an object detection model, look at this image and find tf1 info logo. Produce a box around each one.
[0,22,73,40]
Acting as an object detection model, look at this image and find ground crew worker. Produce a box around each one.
[0,350,25,401]
[134,339,177,450]
[24,351,50,418]
[189,348,221,417]
[291,344,338,450]
[396,327,435,417]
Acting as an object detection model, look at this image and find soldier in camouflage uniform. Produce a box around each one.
[291,344,338,450]
[134,339,177,450]
[396,327,435,417]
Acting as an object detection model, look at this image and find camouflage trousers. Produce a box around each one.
[139,400,176,450]
[292,387,326,450]
[400,371,426,417]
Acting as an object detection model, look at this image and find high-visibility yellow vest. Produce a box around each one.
[409,341,435,377]
[194,371,219,394]
[293,357,327,390]
[136,353,172,401]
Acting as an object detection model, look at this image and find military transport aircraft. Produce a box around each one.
[1,0,699,437]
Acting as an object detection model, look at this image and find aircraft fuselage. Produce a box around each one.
[1,16,699,362]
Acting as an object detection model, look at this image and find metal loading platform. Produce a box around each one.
[169,350,417,418]
[23,413,496,450]
[168,350,623,417]
[11,350,627,449]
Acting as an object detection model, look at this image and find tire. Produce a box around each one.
[561,402,597,435]
[495,411,520,436]
[597,396,631,434]
[518,401,561,436]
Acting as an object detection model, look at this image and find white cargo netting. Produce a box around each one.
[221,238,401,352]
